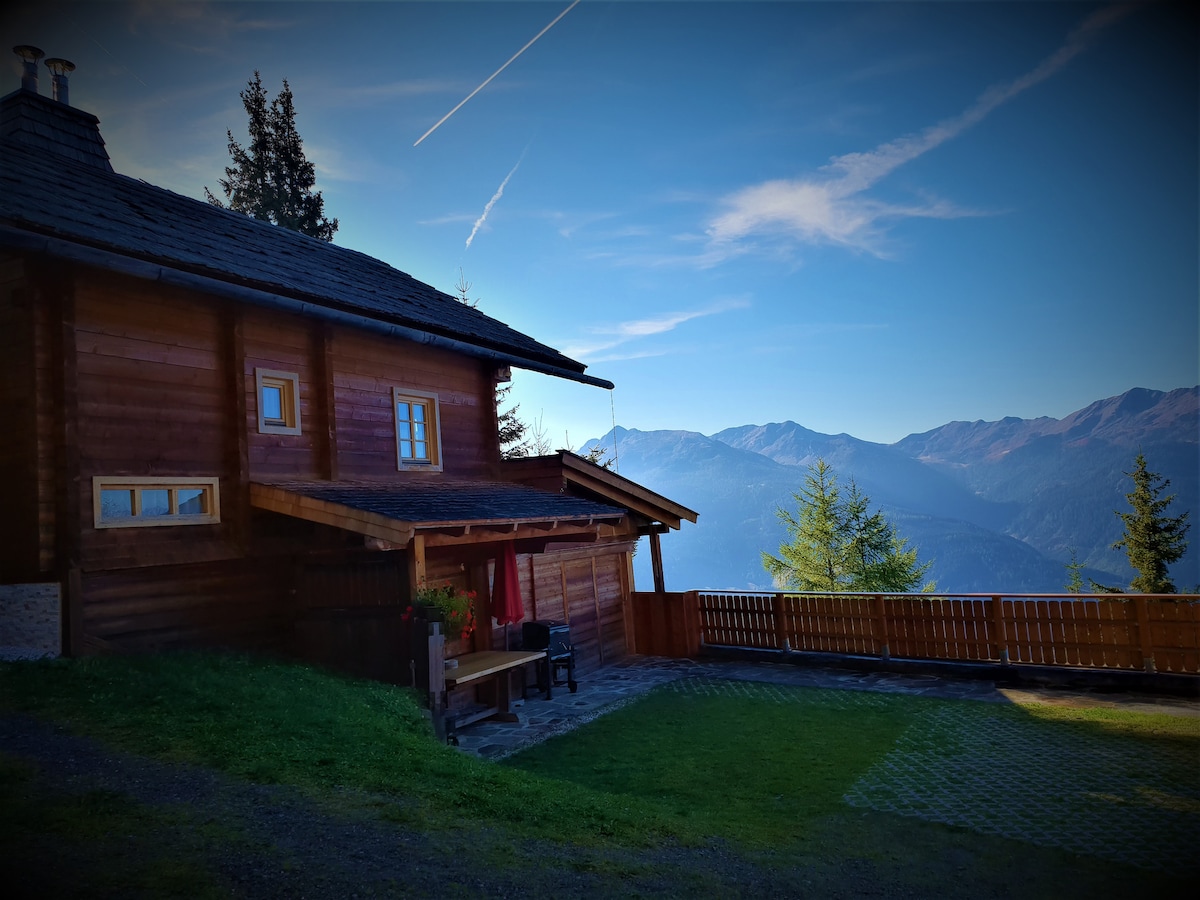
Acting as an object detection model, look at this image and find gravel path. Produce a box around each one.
[1,713,870,899]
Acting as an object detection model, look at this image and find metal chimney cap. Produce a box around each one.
[13,45,45,62]
[44,58,76,75]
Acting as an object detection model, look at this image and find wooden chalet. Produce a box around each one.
[0,50,697,686]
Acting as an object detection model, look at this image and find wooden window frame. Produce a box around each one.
[255,368,301,435]
[394,388,443,472]
[93,476,221,529]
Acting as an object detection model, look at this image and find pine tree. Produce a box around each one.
[496,383,531,460]
[205,72,337,241]
[1064,548,1085,593]
[1112,453,1190,593]
[763,459,934,593]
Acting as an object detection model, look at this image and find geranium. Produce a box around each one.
[413,583,477,640]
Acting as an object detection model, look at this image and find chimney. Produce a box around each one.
[44,57,75,105]
[2,48,112,172]
[13,45,43,93]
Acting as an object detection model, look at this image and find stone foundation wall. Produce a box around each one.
[0,582,61,659]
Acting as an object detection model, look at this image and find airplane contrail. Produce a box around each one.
[465,149,528,249]
[414,0,581,147]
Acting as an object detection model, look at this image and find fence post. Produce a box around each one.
[1134,595,1156,673]
[773,593,788,651]
[991,596,1008,666]
[873,594,889,660]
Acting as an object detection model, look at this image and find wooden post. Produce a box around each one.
[407,534,426,597]
[50,276,82,656]
[427,621,446,741]
[315,324,339,481]
[649,529,666,594]
[1134,595,1155,673]
[991,595,1008,666]
[873,594,890,661]
[221,307,250,554]
[772,593,787,651]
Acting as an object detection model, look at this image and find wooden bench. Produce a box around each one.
[441,649,548,739]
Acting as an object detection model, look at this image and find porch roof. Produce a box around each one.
[249,479,628,548]
[502,451,699,532]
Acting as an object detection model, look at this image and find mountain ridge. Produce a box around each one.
[588,386,1198,593]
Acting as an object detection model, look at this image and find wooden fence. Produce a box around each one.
[631,591,1200,675]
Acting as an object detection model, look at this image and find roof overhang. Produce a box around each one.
[0,224,615,390]
[502,451,698,531]
[249,479,629,550]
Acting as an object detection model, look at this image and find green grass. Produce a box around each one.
[505,685,918,847]
[0,651,674,844]
[2,652,1198,897]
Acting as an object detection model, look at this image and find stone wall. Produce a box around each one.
[0,582,60,659]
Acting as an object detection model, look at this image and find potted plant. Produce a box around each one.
[405,582,477,647]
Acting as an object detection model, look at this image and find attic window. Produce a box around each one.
[93,477,220,529]
[394,388,442,471]
[256,369,301,435]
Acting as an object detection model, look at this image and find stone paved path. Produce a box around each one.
[453,655,1200,876]
[449,654,1200,760]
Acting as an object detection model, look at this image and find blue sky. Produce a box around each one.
[4,1,1196,450]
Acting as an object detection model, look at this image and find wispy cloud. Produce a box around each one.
[465,148,528,249]
[706,4,1135,259]
[562,298,750,360]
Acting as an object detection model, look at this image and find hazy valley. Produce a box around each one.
[587,387,1199,594]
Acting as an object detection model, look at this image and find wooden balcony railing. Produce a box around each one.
[630,591,1200,675]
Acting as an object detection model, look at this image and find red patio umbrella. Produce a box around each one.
[492,542,525,648]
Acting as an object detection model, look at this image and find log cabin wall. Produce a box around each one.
[331,328,497,479]
[243,309,322,481]
[5,259,649,673]
[73,275,234,572]
[498,542,635,675]
[50,266,504,657]
[0,256,39,581]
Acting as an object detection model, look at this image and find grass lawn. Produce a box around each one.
[2,652,1197,897]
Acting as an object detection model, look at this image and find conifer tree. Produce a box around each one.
[206,72,338,241]
[763,459,934,592]
[1064,548,1085,593]
[1112,453,1190,593]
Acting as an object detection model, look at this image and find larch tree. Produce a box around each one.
[205,72,338,241]
[763,458,934,593]
[1112,453,1190,593]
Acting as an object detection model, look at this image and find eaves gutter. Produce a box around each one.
[0,225,616,390]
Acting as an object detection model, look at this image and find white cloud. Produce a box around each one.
[562,298,750,360]
[706,4,1135,259]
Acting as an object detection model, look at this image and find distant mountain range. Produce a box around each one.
[585,387,1199,594]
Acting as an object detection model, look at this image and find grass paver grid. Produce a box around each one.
[662,676,1200,875]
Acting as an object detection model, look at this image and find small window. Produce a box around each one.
[394,388,442,471]
[93,477,221,529]
[255,369,301,435]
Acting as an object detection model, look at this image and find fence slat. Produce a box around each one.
[675,592,1200,674]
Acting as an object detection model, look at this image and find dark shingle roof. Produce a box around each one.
[261,479,626,526]
[0,90,608,386]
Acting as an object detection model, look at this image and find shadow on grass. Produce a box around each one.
[504,678,1199,896]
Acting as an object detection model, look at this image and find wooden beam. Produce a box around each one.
[315,324,339,481]
[221,306,249,553]
[249,483,415,545]
[408,533,426,595]
[649,530,666,594]
[49,270,82,655]
[420,521,602,548]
